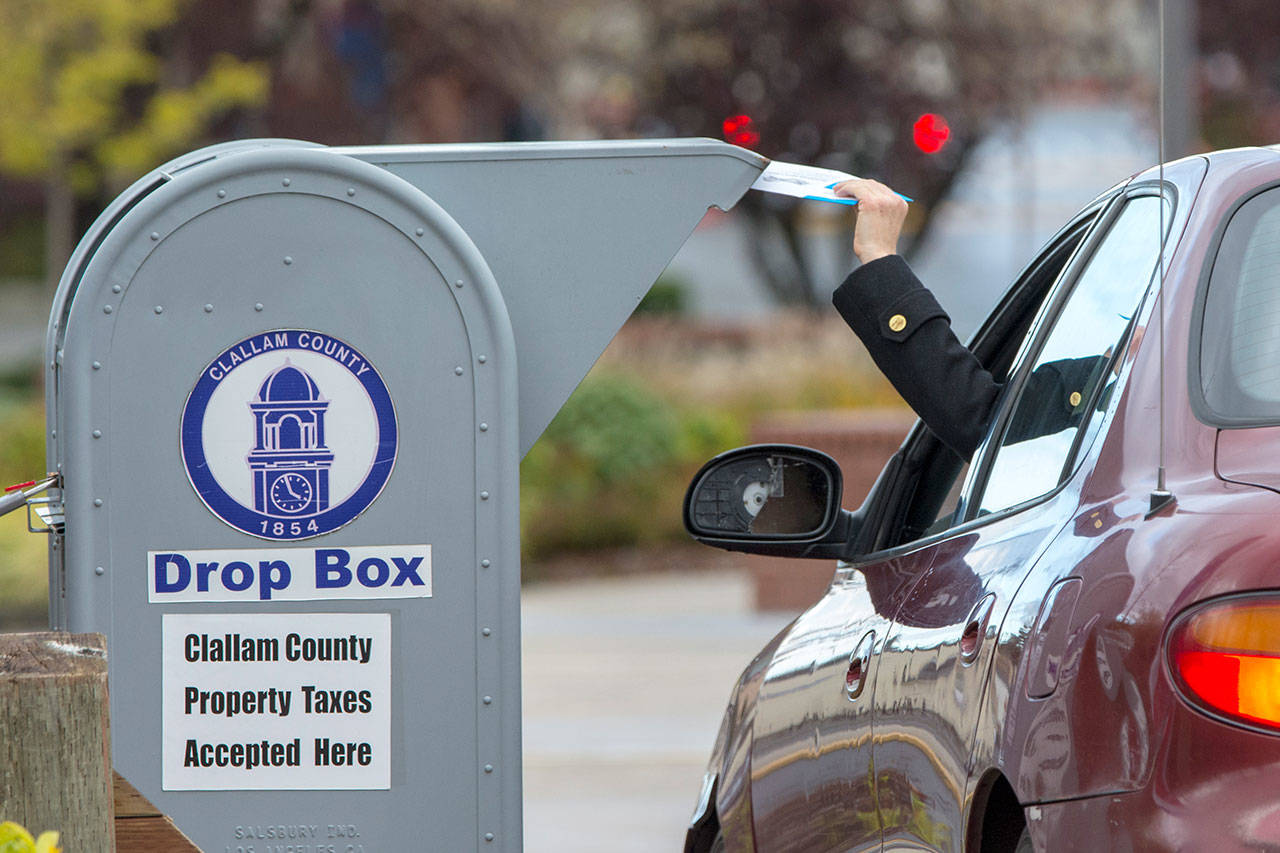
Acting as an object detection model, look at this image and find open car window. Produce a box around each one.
[971,192,1169,517]
[879,207,1102,551]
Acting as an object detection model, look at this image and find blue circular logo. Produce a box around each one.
[181,329,397,540]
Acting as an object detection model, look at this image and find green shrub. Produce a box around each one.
[634,273,689,316]
[536,373,680,482]
[520,373,743,565]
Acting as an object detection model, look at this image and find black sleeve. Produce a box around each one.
[832,255,1001,460]
[1005,355,1110,444]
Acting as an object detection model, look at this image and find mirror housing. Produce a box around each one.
[682,444,859,559]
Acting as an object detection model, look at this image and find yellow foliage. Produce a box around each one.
[0,0,267,191]
[98,54,269,176]
[0,822,60,853]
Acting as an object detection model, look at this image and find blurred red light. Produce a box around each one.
[723,115,759,148]
[913,113,951,154]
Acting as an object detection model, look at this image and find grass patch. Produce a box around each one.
[0,511,48,629]
[0,394,49,627]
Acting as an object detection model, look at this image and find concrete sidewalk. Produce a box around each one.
[522,568,795,852]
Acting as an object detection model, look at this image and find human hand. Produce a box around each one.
[833,178,909,264]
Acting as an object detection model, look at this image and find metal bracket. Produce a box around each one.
[1,475,64,535]
[27,494,65,536]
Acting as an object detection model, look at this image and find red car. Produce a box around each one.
[682,145,1280,851]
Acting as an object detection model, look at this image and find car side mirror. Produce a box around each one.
[683,444,858,559]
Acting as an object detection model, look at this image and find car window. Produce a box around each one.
[974,194,1167,516]
[880,210,1100,551]
[1199,187,1280,421]
[923,458,969,535]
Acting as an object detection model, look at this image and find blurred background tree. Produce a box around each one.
[256,0,555,144]
[0,0,1160,295]
[551,0,1150,306]
[0,0,268,288]
[1198,0,1280,148]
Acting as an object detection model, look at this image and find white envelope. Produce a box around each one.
[750,160,912,205]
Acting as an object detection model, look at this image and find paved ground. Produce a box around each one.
[522,569,794,852]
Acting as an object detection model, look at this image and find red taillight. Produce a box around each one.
[1168,597,1280,731]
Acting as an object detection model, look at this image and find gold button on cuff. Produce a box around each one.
[888,314,907,333]
[1069,391,1082,407]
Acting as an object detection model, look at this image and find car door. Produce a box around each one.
[745,196,1108,852]
[748,567,895,853]
[865,189,1170,851]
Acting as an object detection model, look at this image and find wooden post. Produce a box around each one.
[0,632,113,852]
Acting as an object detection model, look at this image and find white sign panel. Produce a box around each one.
[162,612,391,790]
[149,545,431,602]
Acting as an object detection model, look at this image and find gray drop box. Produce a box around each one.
[44,138,763,851]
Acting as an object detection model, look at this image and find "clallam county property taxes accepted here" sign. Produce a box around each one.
[162,612,390,790]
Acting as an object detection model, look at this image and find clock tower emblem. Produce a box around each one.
[183,329,396,540]
[246,359,335,517]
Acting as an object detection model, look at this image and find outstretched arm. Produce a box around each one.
[830,179,1001,460]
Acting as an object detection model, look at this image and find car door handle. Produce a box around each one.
[960,593,997,664]
[845,630,876,700]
